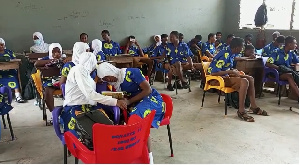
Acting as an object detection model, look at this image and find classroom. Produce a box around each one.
[0,0,299,164]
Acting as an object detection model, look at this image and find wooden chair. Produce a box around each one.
[201,62,245,116]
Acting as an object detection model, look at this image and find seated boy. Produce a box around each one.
[262,35,285,57]
[101,30,122,57]
[164,31,194,91]
[207,37,268,122]
[124,36,154,77]
[188,35,203,61]
[217,34,235,51]
[179,33,185,44]
[202,33,217,59]
[266,36,299,98]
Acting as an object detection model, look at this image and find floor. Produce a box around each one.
[0,81,299,164]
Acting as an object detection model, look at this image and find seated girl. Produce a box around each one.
[97,62,166,164]
[143,35,162,56]
[60,42,91,85]
[91,39,105,61]
[34,43,65,112]
[30,32,49,53]
[0,38,25,103]
[61,52,127,137]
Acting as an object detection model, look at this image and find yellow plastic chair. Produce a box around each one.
[201,62,244,116]
[198,51,212,62]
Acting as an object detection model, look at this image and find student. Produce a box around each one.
[125,36,154,77]
[101,30,122,57]
[271,31,280,42]
[97,62,165,164]
[244,34,254,46]
[80,33,88,43]
[202,33,217,58]
[215,32,224,48]
[179,33,184,43]
[165,31,194,91]
[262,35,285,57]
[207,37,268,122]
[34,43,65,111]
[187,35,203,55]
[91,39,105,61]
[30,32,49,53]
[266,36,299,97]
[142,35,162,56]
[0,38,25,103]
[62,53,127,138]
[60,42,91,85]
[217,34,235,51]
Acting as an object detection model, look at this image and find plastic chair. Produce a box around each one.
[64,111,156,164]
[0,86,15,140]
[201,62,245,115]
[152,61,169,87]
[159,93,174,157]
[261,57,289,105]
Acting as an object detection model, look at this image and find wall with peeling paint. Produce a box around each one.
[0,0,226,52]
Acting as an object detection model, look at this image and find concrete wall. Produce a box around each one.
[0,0,226,52]
[223,0,299,46]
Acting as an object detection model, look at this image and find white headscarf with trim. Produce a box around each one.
[0,38,6,49]
[92,39,102,56]
[72,42,90,65]
[30,32,49,53]
[97,62,126,91]
[48,43,62,59]
[154,35,162,46]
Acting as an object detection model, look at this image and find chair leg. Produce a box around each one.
[278,85,281,105]
[259,83,264,98]
[175,76,178,95]
[6,114,15,140]
[201,91,206,107]
[188,73,191,92]
[2,115,7,129]
[75,157,79,164]
[64,144,68,164]
[225,94,228,116]
[167,124,174,157]
[218,90,221,103]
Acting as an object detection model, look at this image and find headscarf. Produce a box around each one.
[0,38,6,48]
[154,35,162,46]
[68,52,97,84]
[97,62,127,92]
[91,39,102,56]
[48,43,62,59]
[30,32,49,53]
[72,42,90,65]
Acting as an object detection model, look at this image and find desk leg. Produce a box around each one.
[17,68,22,94]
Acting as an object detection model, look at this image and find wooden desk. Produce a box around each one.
[0,59,22,91]
[236,58,264,95]
[27,53,48,63]
[107,55,133,68]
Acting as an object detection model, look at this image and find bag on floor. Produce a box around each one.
[226,91,250,109]
[23,79,35,100]
[75,109,113,149]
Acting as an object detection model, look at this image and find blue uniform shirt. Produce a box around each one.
[165,42,192,65]
[202,41,216,55]
[102,40,122,57]
[96,51,105,61]
[262,42,278,57]
[207,47,236,74]
[142,44,157,55]
[152,44,167,57]
[217,43,228,51]
[267,47,299,67]
[0,49,16,59]
[127,45,140,57]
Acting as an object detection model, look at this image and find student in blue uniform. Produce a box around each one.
[187,35,203,56]
[262,35,285,57]
[97,62,165,164]
[35,43,65,112]
[217,34,235,51]
[91,39,105,61]
[0,38,25,103]
[207,37,268,122]
[164,31,194,91]
[101,30,122,57]
[142,35,162,56]
[202,33,217,58]
[179,33,185,44]
[266,36,299,97]
[124,36,154,77]
[215,32,224,50]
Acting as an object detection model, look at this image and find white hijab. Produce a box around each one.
[92,39,102,56]
[0,38,6,49]
[72,42,90,65]
[97,62,127,92]
[154,35,162,46]
[68,52,97,84]
[48,43,62,59]
[30,32,49,53]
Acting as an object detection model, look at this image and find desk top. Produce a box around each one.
[0,59,21,63]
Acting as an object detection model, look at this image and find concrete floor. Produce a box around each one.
[0,81,299,164]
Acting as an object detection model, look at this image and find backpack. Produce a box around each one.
[75,110,113,150]
[23,78,35,100]
[254,3,268,27]
[226,91,250,109]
